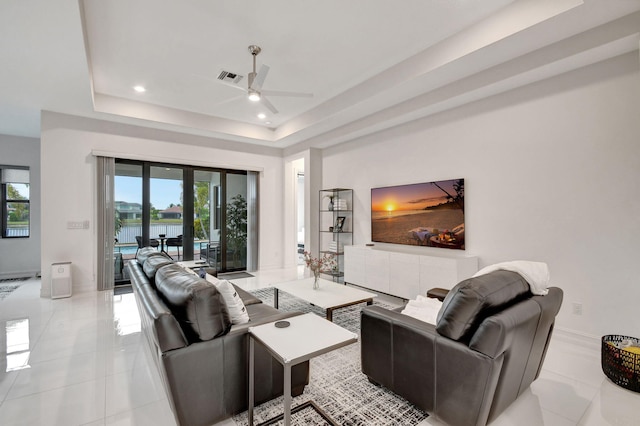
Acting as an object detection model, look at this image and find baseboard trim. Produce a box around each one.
[554,327,601,351]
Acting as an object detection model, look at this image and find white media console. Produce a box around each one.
[344,245,478,300]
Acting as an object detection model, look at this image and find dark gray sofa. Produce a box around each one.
[361,270,563,426]
[127,248,309,426]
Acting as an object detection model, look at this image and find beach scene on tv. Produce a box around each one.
[371,178,465,250]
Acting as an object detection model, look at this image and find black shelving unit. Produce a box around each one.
[319,188,353,282]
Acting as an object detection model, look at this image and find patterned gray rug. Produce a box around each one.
[0,277,28,301]
[233,287,428,426]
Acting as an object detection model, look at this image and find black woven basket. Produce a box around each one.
[601,335,640,393]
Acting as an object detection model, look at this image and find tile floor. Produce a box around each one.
[0,269,638,425]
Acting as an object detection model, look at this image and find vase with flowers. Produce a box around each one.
[303,251,337,289]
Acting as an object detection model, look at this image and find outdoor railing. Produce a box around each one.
[6,227,29,237]
[115,224,183,244]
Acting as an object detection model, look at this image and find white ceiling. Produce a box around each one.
[1,0,639,151]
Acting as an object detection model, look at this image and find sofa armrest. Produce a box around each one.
[232,283,262,306]
[137,284,188,352]
[161,336,227,426]
[361,306,438,412]
[361,306,503,426]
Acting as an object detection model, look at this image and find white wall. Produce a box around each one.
[321,53,640,339]
[0,134,41,278]
[40,114,284,296]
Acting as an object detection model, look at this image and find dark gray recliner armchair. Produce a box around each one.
[361,270,563,426]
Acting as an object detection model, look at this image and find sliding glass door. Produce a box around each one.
[194,170,221,270]
[114,162,142,284]
[225,172,247,271]
[114,159,252,280]
[150,166,184,260]
[192,169,247,272]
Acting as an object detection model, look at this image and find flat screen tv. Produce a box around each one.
[371,178,465,250]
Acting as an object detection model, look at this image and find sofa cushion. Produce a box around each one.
[155,264,231,341]
[137,247,165,265]
[435,270,530,341]
[143,255,174,283]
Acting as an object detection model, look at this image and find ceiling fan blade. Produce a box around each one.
[260,96,279,114]
[252,64,270,91]
[261,89,313,98]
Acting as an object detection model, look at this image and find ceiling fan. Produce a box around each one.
[237,45,313,115]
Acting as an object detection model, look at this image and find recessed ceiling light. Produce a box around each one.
[133,85,146,93]
[257,113,266,120]
[265,121,271,125]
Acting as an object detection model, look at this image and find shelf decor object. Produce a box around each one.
[602,335,640,393]
[319,188,353,283]
[323,195,334,211]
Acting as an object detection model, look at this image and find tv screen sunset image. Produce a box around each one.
[371,178,465,249]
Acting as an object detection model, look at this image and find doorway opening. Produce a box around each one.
[296,170,305,264]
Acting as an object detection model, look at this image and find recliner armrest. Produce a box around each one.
[361,306,438,412]
[426,287,449,301]
[361,305,503,426]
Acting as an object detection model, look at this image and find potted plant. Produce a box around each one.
[226,194,247,268]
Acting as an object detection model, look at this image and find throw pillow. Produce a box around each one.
[204,276,250,325]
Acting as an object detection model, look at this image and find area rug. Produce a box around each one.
[232,287,428,426]
[0,277,28,301]
[0,276,30,283]
[219,271,254,280]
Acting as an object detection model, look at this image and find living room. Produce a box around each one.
[1,0,640,425]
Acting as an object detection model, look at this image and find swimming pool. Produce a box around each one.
[115,241,208,255]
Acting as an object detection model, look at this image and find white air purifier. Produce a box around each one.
[51,262,72,299]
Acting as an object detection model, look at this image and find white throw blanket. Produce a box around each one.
[472,260,550,295]
[401,295,443,325]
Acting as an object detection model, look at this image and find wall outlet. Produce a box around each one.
[67,220,90,230]
[572,302,583,315]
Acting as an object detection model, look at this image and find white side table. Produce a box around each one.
[248,313,358,426]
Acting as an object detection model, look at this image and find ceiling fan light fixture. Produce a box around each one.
[248,90,261,102]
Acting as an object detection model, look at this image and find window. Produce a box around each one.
[1,166,30,238]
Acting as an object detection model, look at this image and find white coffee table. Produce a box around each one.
[248,313,358,426]
[273,277,377,321]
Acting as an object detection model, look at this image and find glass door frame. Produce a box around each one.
[220,170,249,272]
[115,158,250,272]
